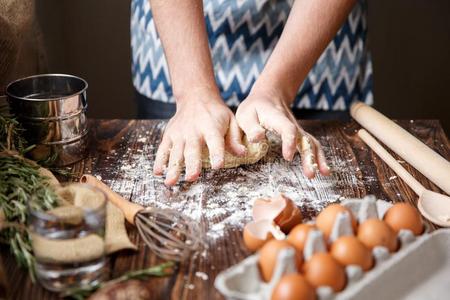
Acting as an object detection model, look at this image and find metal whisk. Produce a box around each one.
[81,175,203,261]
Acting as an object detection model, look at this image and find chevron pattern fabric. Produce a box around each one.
[131,0,373,110]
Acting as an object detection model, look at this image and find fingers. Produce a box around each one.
[299,134,331,179]
[153,137,172,175]
[204,132,225,169]
[157,130,227,186]
[267,115,298,161]
[300,135,318,179]
[225,118,247,157]
[310,135,331,176]
[184,137,203,182]
[236,109,266,142]
[164,142,185,186]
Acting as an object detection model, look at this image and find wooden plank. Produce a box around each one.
[2,119,449,299]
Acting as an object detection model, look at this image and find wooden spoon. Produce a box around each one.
[358,129,450,227]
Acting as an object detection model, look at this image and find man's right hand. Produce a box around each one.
[153,89,247,186]
[150,1,243,186]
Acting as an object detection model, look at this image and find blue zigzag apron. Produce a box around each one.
[131,0,373,111]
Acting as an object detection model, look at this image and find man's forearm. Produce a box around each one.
[150,0,218,101]
[253,0,356,103]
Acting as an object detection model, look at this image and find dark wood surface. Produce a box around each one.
[2,119,449,300]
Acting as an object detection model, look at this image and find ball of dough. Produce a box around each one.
[201,136,269,168]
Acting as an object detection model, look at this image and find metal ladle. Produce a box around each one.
[358,129,450,227]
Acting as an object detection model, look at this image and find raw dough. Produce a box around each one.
[201,136,269,169]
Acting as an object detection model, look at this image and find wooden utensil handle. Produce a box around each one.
[81,174,142,224]
[351,102,450,195]
[358,130,425,196]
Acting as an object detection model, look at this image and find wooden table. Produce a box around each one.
[2,119,449,299]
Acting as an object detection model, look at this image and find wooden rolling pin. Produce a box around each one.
[351,102,450,195]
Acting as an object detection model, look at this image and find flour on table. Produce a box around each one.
[91,124,373,242]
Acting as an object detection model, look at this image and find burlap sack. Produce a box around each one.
[32,233,104,264]
[32,184,137,263]
[105,202,137,254]
[36,166,60,189]
[47,206,84,225]
[56,184,137,254]
[56,184,106,211]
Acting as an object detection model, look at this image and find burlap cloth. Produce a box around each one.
[32,184,136,264]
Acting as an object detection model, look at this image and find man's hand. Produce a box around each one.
[153,90,246,186]
[233,0,353,179]
[150,0,245,187]
[236,88,330,179]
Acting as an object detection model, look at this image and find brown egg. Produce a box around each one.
[384,203,423,235]
[316,204,357,240]
[271,273,316,300]
[243,221,274,252]
[253,197,285,221]
[253,194,302,234]
[274,194,303,233]
[331,236,373,271]
[287,224,316,252]
[243,219,287,252]
[303,252,346,292]
[357,219,398,252]
[259,240,303,282]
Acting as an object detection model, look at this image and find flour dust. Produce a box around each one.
[90,124,375,242]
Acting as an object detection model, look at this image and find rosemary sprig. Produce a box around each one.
[0,115,33,154]
[0,115,61,281]
[63,261,175,299]
[0,115,75,178]
[0,155,59,280]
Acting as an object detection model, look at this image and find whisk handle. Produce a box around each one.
[80,174,143,225]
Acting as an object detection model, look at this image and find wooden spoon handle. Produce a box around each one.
[80,174,142,225]
[358,129,426,196]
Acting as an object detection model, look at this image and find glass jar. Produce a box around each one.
[28,184,107,292]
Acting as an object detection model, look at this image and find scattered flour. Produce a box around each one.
[195,271,209,281]
[91,124,374,244]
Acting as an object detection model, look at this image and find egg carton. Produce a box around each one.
[214,196,447,300]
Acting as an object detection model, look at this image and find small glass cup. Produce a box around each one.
[28,184,107,292]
